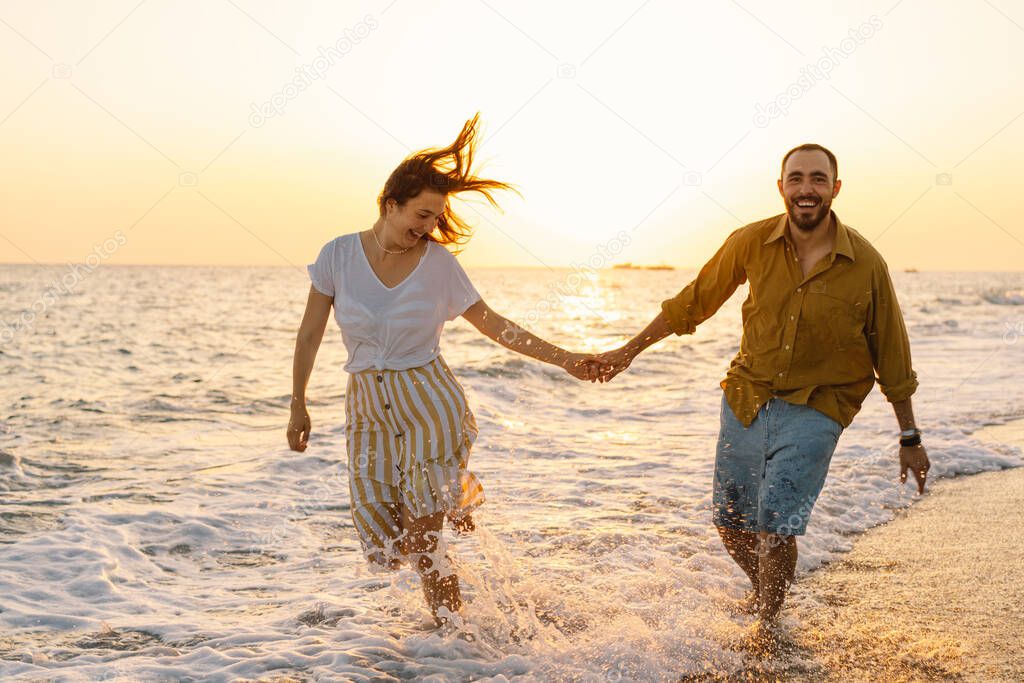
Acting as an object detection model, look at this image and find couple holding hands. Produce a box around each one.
[288,115,929,649]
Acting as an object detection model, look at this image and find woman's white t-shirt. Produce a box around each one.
[306,232,481,372]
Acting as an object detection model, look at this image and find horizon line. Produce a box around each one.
[2,262,1023,274]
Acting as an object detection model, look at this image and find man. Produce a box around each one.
[596,143,930,650]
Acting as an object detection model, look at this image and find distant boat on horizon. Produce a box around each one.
[612,262,676,271]
[904,267,919,273]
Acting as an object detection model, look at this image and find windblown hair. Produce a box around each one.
[781,143,838,183]
[377,113,516,251]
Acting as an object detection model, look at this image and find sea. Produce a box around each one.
[1,262,1023,682]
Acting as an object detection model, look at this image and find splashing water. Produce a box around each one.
[1,264,1022,680]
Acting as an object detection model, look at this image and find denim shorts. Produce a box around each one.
[712,392,843,536]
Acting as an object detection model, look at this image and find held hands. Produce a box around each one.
[592,347,635,383]
[561,347,636,383]
[561,353,604,382]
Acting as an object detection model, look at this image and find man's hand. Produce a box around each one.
[899,443,930,494]
[562,352,605,382]
[593,346,636,383]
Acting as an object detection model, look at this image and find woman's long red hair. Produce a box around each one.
[377,113,516,251]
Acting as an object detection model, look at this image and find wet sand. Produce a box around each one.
[772,421,1024,681]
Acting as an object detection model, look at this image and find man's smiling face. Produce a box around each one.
[778,149,840,232]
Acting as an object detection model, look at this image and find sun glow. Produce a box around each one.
[1,1,1020,271]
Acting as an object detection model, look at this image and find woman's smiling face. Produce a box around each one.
[384,190,447,247]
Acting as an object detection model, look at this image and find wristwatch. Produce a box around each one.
[899,427,922,447]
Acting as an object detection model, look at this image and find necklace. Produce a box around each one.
[371,226,412,255]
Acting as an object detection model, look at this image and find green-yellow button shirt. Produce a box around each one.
[661,210,918,428]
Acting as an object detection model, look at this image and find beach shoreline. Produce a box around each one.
[761,420,1024,681]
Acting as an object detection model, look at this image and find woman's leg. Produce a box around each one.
[349,482,404,570]
[449,512,475,534]
[400,507,461,625]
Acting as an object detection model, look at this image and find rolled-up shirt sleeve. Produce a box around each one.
[866,259,918,402]
[661,227,747,335]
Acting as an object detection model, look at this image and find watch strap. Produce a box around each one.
[899,431,922,447]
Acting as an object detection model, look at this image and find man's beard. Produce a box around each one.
[788,196,830,232]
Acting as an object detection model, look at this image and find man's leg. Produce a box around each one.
[716,525,761,609]
[712,392,766,611]
[757,531,797,624]
[751,399,842,647]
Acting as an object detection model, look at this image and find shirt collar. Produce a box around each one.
[763,209,856,262]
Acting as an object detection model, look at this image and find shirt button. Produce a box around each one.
[778,371,784,377]
[384,403,391,410]
[376,375,383,382]
[790,315,795,320]
[785,344,790,350]
[796,287,802,293]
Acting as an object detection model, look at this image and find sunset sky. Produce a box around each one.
[1,0,1022,271]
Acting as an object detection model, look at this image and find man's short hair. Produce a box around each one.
[781,144,838,183]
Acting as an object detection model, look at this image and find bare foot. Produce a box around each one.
[736,589,760,615]
[744,619,784,658]
[433,605,464,630]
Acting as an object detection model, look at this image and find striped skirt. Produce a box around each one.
[344,354,485,566]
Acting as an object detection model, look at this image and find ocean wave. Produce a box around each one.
[2,265,1024,680]
[982,288,1024,305]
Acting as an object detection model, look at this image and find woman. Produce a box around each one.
[288,114,598,626]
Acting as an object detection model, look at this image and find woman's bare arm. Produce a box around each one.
[461,299,598,381]
[288,286,333,451]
